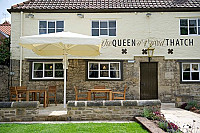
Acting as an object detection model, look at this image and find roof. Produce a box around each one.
[7,0,200,13]
[0,21,11,36]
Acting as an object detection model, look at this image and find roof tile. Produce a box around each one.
[8,0,200,11]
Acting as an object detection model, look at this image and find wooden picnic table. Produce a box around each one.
[87,89,112,101]
[25,90,47,108]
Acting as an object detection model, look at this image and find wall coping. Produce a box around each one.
[0,101,39,108]
[67,100,161,107]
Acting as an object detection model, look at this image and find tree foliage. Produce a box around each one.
[0,37,11,66]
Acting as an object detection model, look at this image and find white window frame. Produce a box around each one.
[180,18,200,36]
[88,62,121,79]
[182,63,200,82]
[91,20,117,37]
[38,20,64,34]
[32,62,64,79]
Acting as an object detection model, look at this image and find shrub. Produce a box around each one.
[142,108,156,120]
[159,121,168,131]
[185,100,198,110]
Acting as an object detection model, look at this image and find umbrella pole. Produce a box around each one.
[63,54,67,108]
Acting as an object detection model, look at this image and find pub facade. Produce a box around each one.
[8,0,200,102]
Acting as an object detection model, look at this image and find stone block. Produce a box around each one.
[77,101,85,107]
[123,100,137,106]
[16,108,26,116]
[67,101,75,107]
[87,101,103,106]
[12,101,39,108]
[0,102,12,108]
[137,100,161,107]
[105,100,121,106]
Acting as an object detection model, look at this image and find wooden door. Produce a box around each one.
[140,62,158,100]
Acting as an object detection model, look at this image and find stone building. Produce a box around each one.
[7,0,200,103]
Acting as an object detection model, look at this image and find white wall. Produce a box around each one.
[11,12,200,60]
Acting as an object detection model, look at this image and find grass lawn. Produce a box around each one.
[0,122,149,133]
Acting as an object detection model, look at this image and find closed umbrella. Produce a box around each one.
[19,31,101,108]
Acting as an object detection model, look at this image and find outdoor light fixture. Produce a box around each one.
[77,13,84,18]
[147,46,155,62]
[27,13,34,18]
[146,12,152,17]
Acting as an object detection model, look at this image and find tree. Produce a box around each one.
[0,37,11,66]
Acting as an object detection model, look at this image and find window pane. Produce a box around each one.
[192,64,198,71]
[180,27,188,35]
[198,19,200,26]
[189,20,197,26]
[92,29,99,36]
[55,63,63,70]
[34,63,43,70]
[100,64,109,70]
[56,21,64,28]
[48,21,55,28]
[45,71,53,77]
[48,29,55,33]
[189,27,197,34]
[45,64,53,70]
[110,71,119,78]
[180,19,188,26]
[110,63,119,70]
[183,64,190,71]
[89,63,98,70]
[55,71,64,77]
[100,21,107,28]
[34,71,43,78]
[109,29,116,36]
[192,72,199,80]
[92,21,99,28]
[39,21,47,28]
[109,21,116,28]
[39,29,47,34]
[89,71,98,78]
[100,71,109,77]
[56,29,64,32]
[199,27,200,35]
[183,72,190,80]
[100,29,107,35]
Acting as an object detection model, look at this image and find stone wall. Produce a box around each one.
[9,58,200,103]
[175,95,200,107]
[67,100,161,120]
[0,101,39,122]
[0,65,9,101]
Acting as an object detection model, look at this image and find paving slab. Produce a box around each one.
[161,103,200,133]
[39,104,67,116]
[135,117,165,133]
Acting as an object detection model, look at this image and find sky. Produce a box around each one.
[0,0,25,23]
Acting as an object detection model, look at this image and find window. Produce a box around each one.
[182,63,200,82]
[92,20,116,36]
[33,62,63,79]
[180,19,200,35]
[88,62,121,80]
[39,21,64,34]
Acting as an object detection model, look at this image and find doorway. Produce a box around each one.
[140,62,158,100]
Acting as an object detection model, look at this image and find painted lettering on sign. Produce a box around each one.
[101,38,194,48]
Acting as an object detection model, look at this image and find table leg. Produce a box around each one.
[44,91,47,108]
[109,91,112,101]
[88,91,91,101]
[26,91,29,101]
[34,92,37,101]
